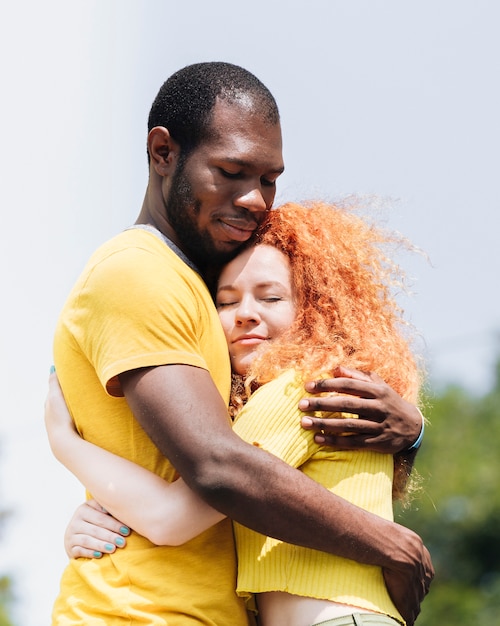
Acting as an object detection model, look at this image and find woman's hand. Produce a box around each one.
[64,499,131,559]
[299,366,423,455]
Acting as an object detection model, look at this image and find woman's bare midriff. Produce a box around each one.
[256,591,377,626]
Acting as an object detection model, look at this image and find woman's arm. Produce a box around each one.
[45,373,225,545]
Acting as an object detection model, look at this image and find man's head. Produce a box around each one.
[145,62,284,270]
[148,62,280,160]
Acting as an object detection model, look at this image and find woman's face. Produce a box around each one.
[216,244,296,376]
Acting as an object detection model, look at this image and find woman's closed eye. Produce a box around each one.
[216,300,239,309]
[262,296,283,304]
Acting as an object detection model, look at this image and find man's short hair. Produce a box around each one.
[148,62,280,157]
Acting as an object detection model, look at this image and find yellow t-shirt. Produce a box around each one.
[52,228,250,625]
[232,369,403,624]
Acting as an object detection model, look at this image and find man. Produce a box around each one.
[52,62,432,625]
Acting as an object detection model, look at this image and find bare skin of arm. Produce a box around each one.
[119,364,433,626]
[44,374,224,546]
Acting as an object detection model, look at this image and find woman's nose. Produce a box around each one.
[235,299,261,325]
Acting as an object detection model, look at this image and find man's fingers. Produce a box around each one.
[305,376,378,397]
[333,366,382,384]
[299,395,381,417]
[301,416,382,435]
[383,570,418,625]
[304,379,389,408]
[301,416,405,453]
[382,539,434,626]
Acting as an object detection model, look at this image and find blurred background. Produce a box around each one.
[0,1,499,624]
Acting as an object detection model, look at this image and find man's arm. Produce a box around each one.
[300,366,424,456]
[120,363,433,626]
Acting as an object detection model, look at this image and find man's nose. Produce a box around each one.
[234,185,270,214]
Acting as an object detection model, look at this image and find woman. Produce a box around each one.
[46,201,424,626]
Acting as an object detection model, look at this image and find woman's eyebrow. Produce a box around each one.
[217,281,286,292]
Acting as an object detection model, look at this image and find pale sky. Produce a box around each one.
[1,1,499,623]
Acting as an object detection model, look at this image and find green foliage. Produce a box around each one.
[0,575,15,626]
[397,358,500,624]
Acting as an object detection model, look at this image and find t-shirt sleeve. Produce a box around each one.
[73,244,209,395]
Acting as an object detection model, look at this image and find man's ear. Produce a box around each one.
[147,127,180,176]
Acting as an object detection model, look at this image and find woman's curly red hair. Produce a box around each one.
[247,200,421,400]
[233,200,424,501]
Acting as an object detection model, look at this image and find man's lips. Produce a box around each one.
[218,217,258,242]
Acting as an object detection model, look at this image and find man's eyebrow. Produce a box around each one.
[221,157,285,175]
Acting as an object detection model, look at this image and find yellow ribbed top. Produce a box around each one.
[232,369,403,624]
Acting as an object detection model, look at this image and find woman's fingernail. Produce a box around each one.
[104,543,114,552]
[49,365,56,374]
[115,537,125,547]
[301,416,313,426]
[119,526,130,536]
[298,400,310,410]
[93,551,102,558]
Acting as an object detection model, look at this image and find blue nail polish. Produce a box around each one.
[115,537,125,547]
[49,365,56,374]
[119,526,130,536]
[104,543,114,551]
[93,551,102,558]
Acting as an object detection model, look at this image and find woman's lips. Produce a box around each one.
[233,335,267,345]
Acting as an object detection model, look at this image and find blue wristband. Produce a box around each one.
[406,409,425,452]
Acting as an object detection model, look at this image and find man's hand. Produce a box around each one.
[299,366,422,454]
[382,524,434,625]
